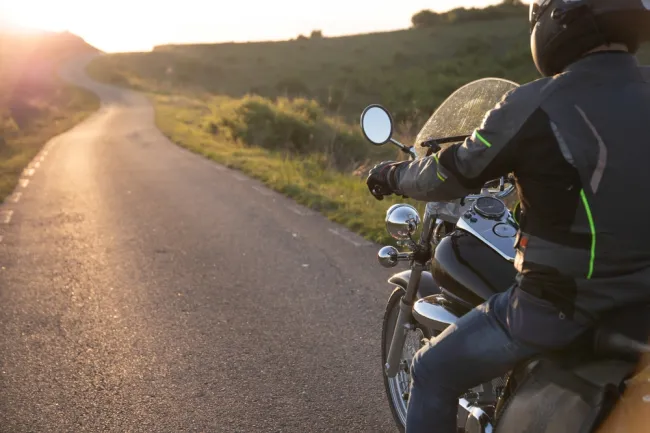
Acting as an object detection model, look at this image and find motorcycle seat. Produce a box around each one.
[592,303,650,360]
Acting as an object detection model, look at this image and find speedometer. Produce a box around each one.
[473,196,506,219]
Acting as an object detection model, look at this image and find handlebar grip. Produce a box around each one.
[372,186,386,200]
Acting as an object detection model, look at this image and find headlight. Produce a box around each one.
[385,204,420,240]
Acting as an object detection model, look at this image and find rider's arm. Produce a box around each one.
[392,84,542,202]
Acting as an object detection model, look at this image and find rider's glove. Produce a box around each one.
[366,161,406,201]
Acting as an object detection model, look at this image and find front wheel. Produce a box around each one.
[382,288,432,432]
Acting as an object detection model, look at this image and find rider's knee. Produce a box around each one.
[411,341,448,390]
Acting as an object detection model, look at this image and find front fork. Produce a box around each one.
[384,204,439,378]
[385,262,425,378]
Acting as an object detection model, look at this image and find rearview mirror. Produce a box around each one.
[360,105,393,146]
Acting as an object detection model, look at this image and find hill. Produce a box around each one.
[86,9,650,243]
[88,15,650,129]
[0,31,100,201]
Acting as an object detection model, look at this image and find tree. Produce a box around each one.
[411,10,440,28]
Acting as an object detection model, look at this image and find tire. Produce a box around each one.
[381,287,432,432]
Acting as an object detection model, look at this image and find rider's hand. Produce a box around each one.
[366,161,405,201]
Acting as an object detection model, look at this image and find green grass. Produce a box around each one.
[0,31,100,202]
[153,93,422,245]
[87,9,650,244]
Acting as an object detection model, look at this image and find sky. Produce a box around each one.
[0,1,522,53]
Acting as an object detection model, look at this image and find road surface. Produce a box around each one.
[0,56,397,432]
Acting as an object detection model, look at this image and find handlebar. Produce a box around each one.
[464,176,516,202]
[465,184,516,202]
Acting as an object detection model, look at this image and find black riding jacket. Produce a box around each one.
[392,52,650,344]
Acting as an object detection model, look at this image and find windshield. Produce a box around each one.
[413,78,519,159]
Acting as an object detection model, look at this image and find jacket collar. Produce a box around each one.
[564,52,641,77]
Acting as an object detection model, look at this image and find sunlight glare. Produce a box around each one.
[0,0,524,53]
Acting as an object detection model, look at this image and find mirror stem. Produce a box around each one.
[390,138,417,159]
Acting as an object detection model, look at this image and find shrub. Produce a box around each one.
[310,30,324,39]
[210,95,370,170]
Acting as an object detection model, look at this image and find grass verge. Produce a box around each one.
[151,93,424,245]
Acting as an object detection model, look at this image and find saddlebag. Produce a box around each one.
[495,358,633,433]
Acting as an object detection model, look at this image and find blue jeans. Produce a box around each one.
[405,291,540,433]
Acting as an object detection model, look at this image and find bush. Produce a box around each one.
[210,95,370,170]
[310,30,324,39]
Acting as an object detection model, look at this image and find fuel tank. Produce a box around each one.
[432,230,517,306]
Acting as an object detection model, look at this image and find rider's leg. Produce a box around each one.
[405,290,539,433]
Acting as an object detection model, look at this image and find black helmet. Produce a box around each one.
[530,0,650,76]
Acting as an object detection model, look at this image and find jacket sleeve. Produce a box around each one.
[392,82,546,202]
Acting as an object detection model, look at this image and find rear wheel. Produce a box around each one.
[381,288,431,432]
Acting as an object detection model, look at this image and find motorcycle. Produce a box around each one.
[360,78,650,433]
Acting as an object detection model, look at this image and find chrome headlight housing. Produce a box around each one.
[385,204,420,240]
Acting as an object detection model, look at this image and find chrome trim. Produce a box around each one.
[457,398,472,431]
[432,218,445,245]
[389,138,417,159]
[465,183,516,202]
[378,246,399,268]
[412,296,458,332]
[386,204,421,241]
[473,196,506,219]
[468,405,494,433]
[457,217,515,262]
[378,246,414,268]
[458,398,494,433]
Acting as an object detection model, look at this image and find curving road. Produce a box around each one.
[0,56,397,432]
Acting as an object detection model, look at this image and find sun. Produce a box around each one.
[1,1,73,32]
[0,0,150,52]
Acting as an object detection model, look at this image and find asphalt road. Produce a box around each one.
[0,56,397,432]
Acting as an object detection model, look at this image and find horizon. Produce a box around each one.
[0,1,529,53]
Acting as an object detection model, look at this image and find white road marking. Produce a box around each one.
[24,168,35,177]
[232,173,248,182]
[289,206,314,217]
[2,211,14,224]
[252,185,273,196]
[213,165,226,171]
[328,228,372,247]
[10,192,22,203]
[19,179,30,188]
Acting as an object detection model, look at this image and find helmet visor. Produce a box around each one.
[530,0,553,30]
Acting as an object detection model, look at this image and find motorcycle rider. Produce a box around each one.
[366,1,650,432]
